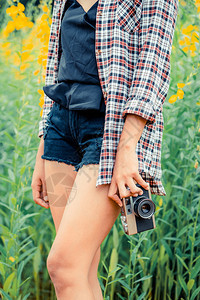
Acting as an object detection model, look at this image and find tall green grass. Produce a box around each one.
[0,0,199,299]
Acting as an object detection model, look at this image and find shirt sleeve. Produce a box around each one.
[122,0,179,125]
[38,94,54,138]
[38,0,61,138]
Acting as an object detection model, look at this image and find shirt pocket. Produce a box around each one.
[116,0,143,34]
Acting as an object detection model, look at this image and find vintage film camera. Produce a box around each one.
[120,181,156,235]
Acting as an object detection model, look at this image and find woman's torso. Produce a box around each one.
[43,0,106,112]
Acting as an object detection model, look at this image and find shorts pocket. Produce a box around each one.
[116,0,143,34]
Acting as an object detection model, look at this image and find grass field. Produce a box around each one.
[0,0,200,299]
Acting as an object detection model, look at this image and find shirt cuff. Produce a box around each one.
[122,96,157,125]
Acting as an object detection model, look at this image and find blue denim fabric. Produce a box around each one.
[41,102,105,172]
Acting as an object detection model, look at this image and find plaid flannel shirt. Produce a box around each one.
[38,0,179,196]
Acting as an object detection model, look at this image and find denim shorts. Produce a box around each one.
[41,102,105,172]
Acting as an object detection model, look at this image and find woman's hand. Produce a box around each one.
[108,114,150,207]
[31,137,50,209]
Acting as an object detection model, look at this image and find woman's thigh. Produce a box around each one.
[44,160,78,232]
[48,163,121,273]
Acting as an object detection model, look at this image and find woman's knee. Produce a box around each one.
[47,246,101,283]
[46,251,89,288]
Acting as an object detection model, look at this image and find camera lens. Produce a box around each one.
[133,198,155,218]
[141,203,151,214]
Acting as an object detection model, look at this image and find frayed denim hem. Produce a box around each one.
[41,155,78,172]
[74,159,100,172]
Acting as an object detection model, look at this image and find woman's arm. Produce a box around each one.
[108,114,149,206]
[108,0,179,206]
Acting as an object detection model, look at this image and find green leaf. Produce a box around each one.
[33,247,41,280]
[191,286,200,300]
[20,165,26,176]
[108,248,118,279]
[137,292,146,300]
[134,275,153,284]
[178,275,188,295]
[113,224,119,249]
[22,293,31,300]
[118,279,132,292]
[191,257,200,279]
[0,288,12,300]
[176,254,189,271]
[3,272,16,292]
[0,262,5,278]
[187,279,195,291]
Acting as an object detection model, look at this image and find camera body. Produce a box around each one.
[120,182,156,235]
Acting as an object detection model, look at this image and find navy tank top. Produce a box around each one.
[43,0,106,112]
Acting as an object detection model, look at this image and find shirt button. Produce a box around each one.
[97,49,102,55]
[97,10,102,15]
[103,91,107,97]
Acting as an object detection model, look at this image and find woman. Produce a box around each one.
[31,0,179,298]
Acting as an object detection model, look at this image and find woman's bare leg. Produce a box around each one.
[44,160,105,299]
[45,163,121,300]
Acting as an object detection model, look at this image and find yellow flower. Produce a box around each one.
[23,43,34,51]
[159,198,163,207]
[169,95,178,104]
[184,36,191,45]
[38,89,44,96]
[2,42,11,48]
[39,91,44,107]
[18,2,25,12]
[26,21,34,28]
[41,14,48,21]
[191,32,199,43]
[42,5,49,13]
[190,44,197,52]
[9,256,15,262]
[37,54,44,65]
[40,109,43,117]
[177,83,185,88]
[182,46,189,53]
[13,53,21,66]
[182,25,194,35]
[21,52,30,62]
[5,49,11,56]
[6,5,19,18]
[193,25,199,32]
[34,69,40,76]
[20,63,30,72]
[177,89,184,99]
[14,15,28,30]
[194,161,198,169]
[6,20,16,33]
[179,39,185,46]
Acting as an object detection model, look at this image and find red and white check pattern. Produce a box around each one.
[38,0,179,196]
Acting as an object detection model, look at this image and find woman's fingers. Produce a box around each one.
[32,180,49,209]
[108,180,123,207]
[133,172,149,190]
[42,179,49,202]
[112,173,149,201]
[126,177,143,196]
[118,182,132,199]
